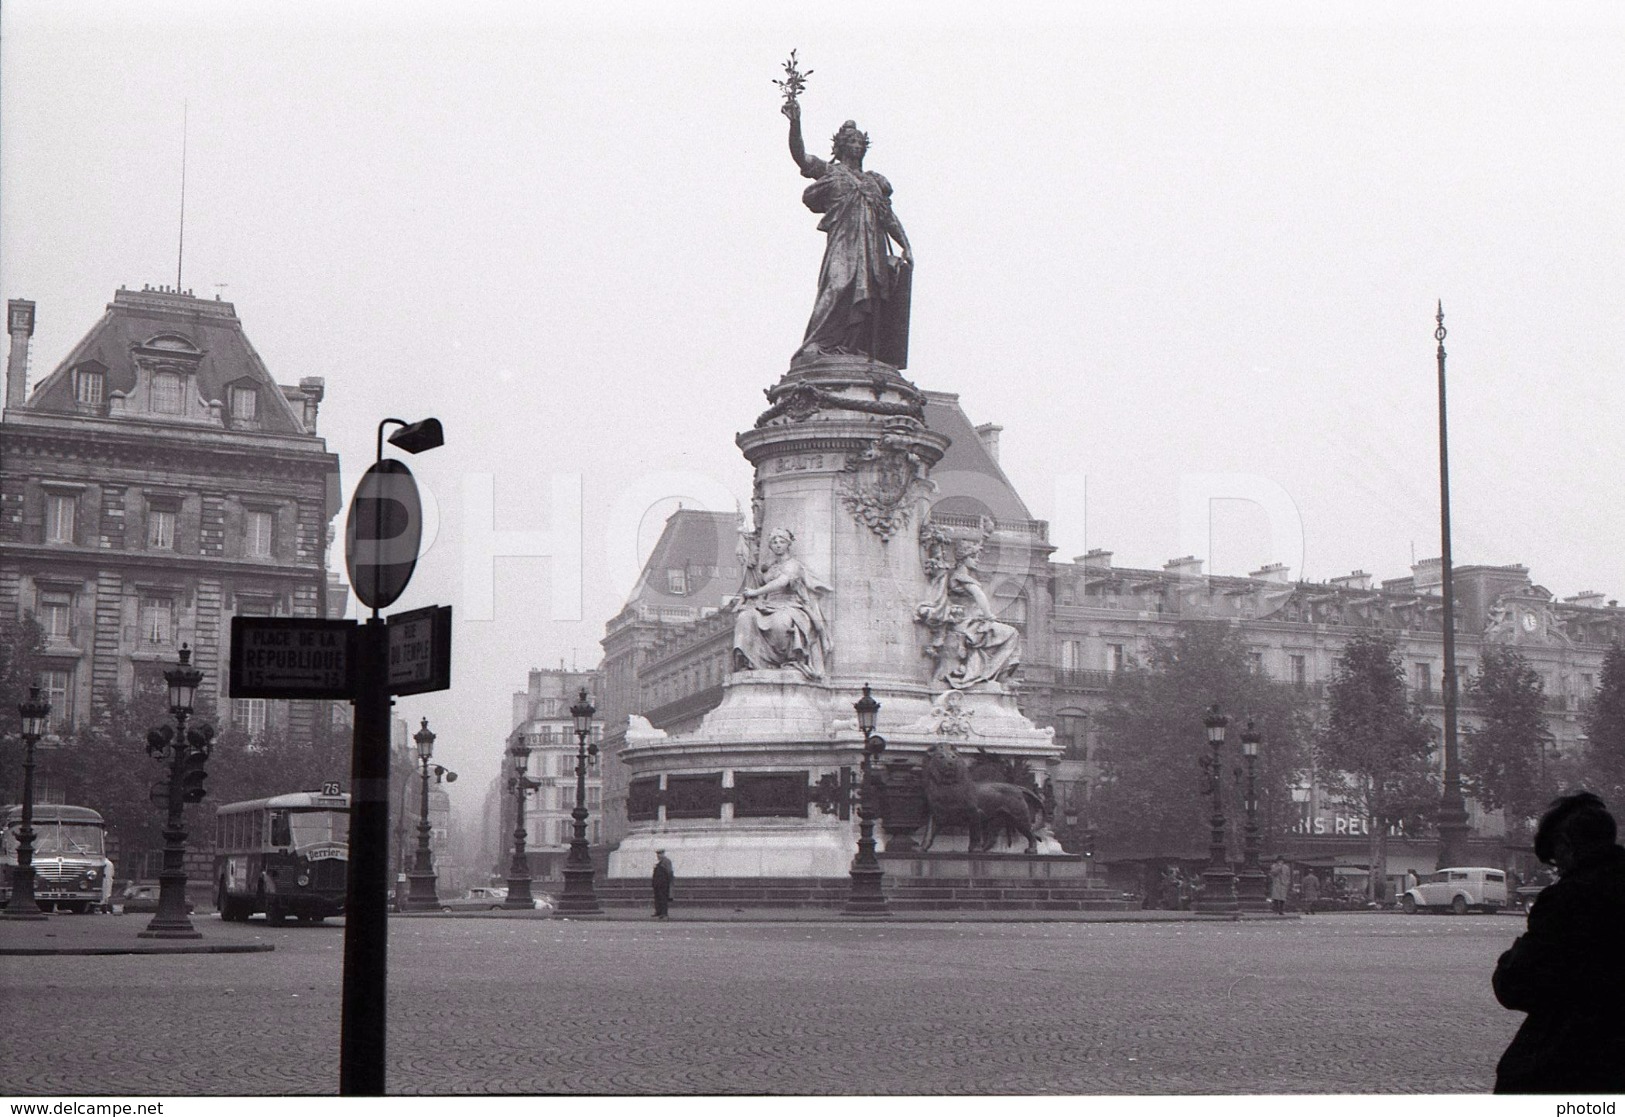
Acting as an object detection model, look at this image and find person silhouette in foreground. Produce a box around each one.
[1492,791,1625,1093]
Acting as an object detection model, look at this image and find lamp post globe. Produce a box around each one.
[1196,704,1238,914]
[555,689,602,916]
[843,684,890,917]
[3,684,52,920]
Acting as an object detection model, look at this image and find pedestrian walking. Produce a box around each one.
[1302,870,1321,911]
[1492,791,1625,1093]
[651,849,674,920]
[1268,856,1291,915]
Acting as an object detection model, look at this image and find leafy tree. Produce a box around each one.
[53,687,351,876]
[1317,631,1437,901]
[1462,645,1552,833]
[53,680,193,869]
[0,614,46,802]
[1092,622,1315,862]
[1581,641,1625,806]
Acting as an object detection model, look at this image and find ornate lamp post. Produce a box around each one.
[403,719,455,911]
[3,684,51,920]
[555,689,602,916]
[844,684,889,917]
[1196,704,1238,913]
[503,743,541,909]
[1236,720,1269,911]
[140,645,212,939]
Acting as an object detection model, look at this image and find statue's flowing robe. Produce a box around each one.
[797,156,909,366]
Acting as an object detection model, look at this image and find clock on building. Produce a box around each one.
[1521,612,1539,633]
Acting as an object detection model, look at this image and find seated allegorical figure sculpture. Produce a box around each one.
[917,532,1021,690]
[731,527,833,680]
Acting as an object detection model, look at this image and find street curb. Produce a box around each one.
[0,943,276,956]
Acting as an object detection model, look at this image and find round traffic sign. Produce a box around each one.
[345,458,423,611]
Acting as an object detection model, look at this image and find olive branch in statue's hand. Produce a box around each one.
[774,50,812,106]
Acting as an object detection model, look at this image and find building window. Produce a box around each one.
[40,668,72,730]
[151,371,184,414]
[666,568,687,595]
[39,590,74,640]
[232,698,267,739]
[147,509,176,550]
[1060,640,1079,671]
[73,368,104,404]
[45,493,76,544]
[229,386,258,424]
[1248,650,1265,676]
[245,510,273,558]
[1582,673,1595,694]
[556,819,571,845]
[1414,662,1433,697]
[1106,643,1126,673]
[141,596,174,645]
[587,786,601,810]
[1289,654,1307,687]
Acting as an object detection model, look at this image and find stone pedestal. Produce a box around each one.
[609,356,1060,880]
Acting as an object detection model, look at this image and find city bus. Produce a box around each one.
[214,785,349,923]
[1,804,115,913]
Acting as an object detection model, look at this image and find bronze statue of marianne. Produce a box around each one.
[782,98,913,368]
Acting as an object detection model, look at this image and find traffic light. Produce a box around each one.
[146,724,174,759]
[179,746,210,804]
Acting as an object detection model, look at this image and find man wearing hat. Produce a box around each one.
[651,849,675,920]
[1492,791,1625,1092]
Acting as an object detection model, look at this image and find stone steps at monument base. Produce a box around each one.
[591,876,1135,912]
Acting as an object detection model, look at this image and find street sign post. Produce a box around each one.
[387,605,452,696]
[228,617,358,700]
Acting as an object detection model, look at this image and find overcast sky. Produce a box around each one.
[4,1,1622,809]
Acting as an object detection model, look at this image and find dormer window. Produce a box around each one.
[72,367,105,404]
[666,568,687,595]
[151,371,183,414]
[229,385,259,425]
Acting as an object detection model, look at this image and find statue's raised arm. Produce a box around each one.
[783,99,822,178]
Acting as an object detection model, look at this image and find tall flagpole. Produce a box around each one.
[176,102,188,292]
[1434,301,1470,868]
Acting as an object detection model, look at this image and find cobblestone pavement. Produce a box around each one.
[1,913,1522,1095]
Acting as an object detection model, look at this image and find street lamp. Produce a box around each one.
[844,684,889,916]
[1235,720,1269,911]
[503,743,541,909]
[555,689,602,916]
[2,684,52,920]
[1196,704,1238,913]
[403,719,455,911]
[140,644,212,939]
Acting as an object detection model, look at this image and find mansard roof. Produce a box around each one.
[921,390,1034,523]
[624,508,743,613]
[25,285,311,435]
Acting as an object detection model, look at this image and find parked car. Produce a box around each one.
[439,886,556,912]
[1399,867,1507,914]
[118,880,195,915]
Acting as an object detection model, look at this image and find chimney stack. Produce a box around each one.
[975,422,1003,463]
[6,299,37,409]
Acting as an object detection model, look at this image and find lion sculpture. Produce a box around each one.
[919,740,1046,854]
